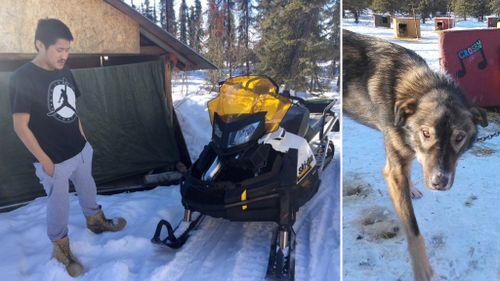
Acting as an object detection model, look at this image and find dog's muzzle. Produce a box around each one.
[429,170,453,190]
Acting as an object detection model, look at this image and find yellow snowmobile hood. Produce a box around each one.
[208,76,291,133]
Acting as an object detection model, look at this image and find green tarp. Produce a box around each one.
[0,60,181,208]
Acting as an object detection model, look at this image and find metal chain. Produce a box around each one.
[476,131,500,143]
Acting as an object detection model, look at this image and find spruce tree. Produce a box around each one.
[237,0,255,75]
[451,0,473,20]
[370,0,399,15]
[160,0,167,29]
[325,0,340,79]
[153,0,157,23]
[490,0,500,15]
[470,0,491,21]
[417,0,432,22]
[160,0,177,35]
[179,0,189,43]
[188,7,195,48]
[142,0,155,22]
[255,0,277,30]
[257,0,333,91]
[193,0,204,51]
[344,0,370,23]
[431,0,451,16]
[206,0,225,83]
[223,0,236,76]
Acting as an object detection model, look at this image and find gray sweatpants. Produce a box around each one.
[34,142,100,241]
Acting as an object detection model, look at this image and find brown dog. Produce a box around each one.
[342,30,488,281]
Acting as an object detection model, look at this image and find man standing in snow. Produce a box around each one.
[9,18,126,277]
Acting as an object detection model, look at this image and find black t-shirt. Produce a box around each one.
[9,62,86,164]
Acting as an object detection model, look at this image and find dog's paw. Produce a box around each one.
[414,274,439,281]
[415,272,439,281]
[413,259,435,281]
[410,236,436,281]
[358,206,400,241]
[410,185,424,199]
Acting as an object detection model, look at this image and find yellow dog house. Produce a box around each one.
[393,17,421,39]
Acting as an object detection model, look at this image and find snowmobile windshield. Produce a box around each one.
[207,76,292,133]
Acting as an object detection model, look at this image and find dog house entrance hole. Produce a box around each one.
[398,23,408,35]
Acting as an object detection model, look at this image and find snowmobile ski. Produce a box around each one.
[151,211,205,249]
[266,225,296,281]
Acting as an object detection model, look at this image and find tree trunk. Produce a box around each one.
[287,11,314,90]
[245,2,250,75]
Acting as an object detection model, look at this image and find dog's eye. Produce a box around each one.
[422,129,431,139]
[456,133,465,143]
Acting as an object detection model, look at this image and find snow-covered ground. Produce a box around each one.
[343,15,499,281]
[0,72,341,281]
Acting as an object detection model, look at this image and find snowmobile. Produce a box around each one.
[151,75,339,280]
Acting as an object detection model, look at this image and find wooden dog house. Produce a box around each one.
[487,16,499,27]
[434,17,454,31]
[393,17,420,39]
[374,14,391,28]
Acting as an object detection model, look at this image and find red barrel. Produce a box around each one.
[439,29,500,106]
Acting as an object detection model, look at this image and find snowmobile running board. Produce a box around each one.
[151,211,205,249]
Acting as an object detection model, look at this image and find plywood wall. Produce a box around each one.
[0,0,140,54]
[393,18,421,39]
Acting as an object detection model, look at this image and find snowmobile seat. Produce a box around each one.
[302,98,334,113]
[305,114,334,142]
[280,104,310,137]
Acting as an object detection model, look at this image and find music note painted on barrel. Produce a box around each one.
[456,39,488,78]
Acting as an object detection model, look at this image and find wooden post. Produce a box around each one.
[163,53,192,169]
[164,53,177,127]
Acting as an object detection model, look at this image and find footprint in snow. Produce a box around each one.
[430,234,446,249]
[343,175,373,199]
[464,195,478,207]
[356,206,400,241]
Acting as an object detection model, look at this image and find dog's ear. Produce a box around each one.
[394,98,417,127]
[470,106,488,127]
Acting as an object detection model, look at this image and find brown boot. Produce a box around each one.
[86,209,126,234]
[52,236,84,277]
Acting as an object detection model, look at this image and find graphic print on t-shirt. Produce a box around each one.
[47,77,77,122]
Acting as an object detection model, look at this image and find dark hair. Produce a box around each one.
[34,18,73,51]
